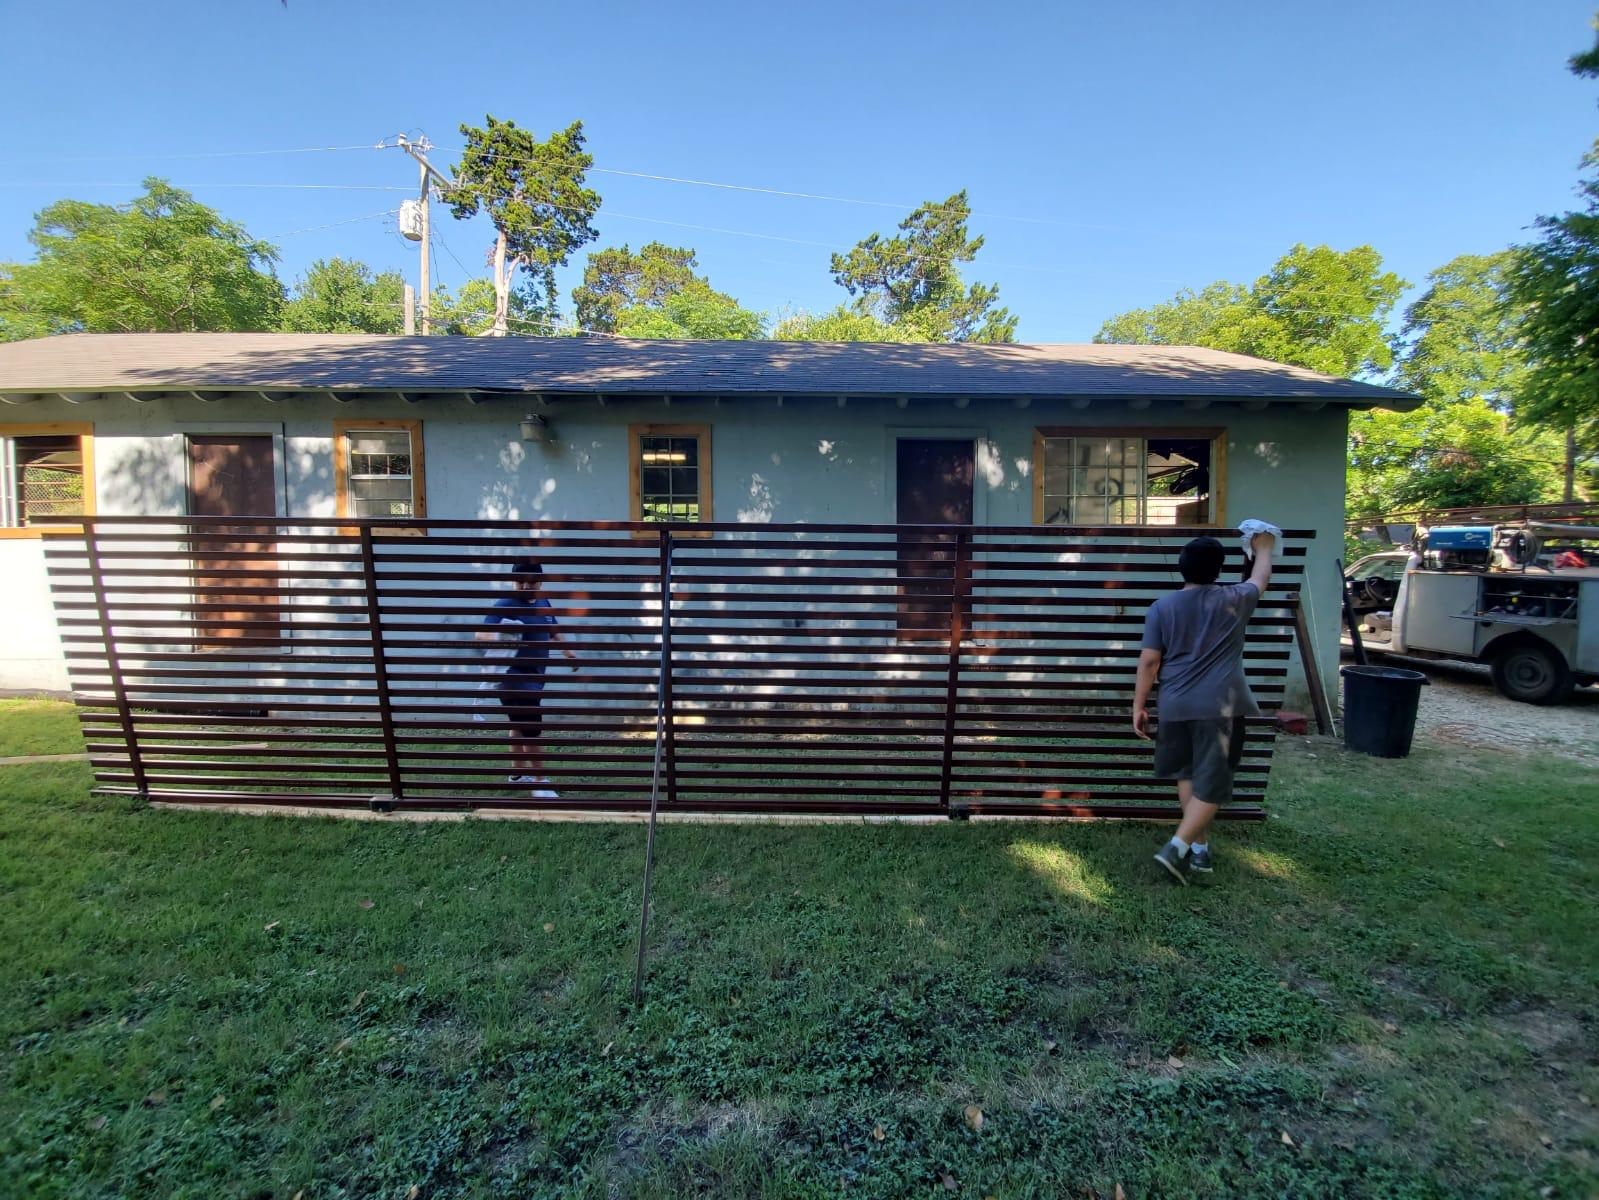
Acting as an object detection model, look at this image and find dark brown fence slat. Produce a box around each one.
[79,521,146,797]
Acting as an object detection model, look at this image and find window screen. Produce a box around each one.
[346,429,415,518]
[5,435,85,527]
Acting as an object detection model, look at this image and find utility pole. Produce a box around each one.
[385,134,451,336]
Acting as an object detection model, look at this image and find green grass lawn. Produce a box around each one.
[0,698,1595,1198]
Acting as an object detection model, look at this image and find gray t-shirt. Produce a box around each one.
[1140,582,1261,721]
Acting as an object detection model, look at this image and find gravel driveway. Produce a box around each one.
[1343,649,1599,765]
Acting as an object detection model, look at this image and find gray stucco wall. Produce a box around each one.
[0,392,1348,698]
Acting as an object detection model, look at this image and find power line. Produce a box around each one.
[267,208,400,239]
[0,181,410,192]
[0,138,1204,237]
[0,144,381,164]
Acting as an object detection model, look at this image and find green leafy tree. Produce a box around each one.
[0,178,281,340]
[1094,282,1273,356]
[772,305,931,343]
[446,117,600,336]
[573,242,715,331]
[1249,245,1407,376]
[1348,401,1564,518]
[1095,244,1406,377]
[279,257,406,334]
[1512,186,1599,447]
[613,284,764,339]
[428,279,560,337]
[1503,17,1599,500]
[1345,250,1563,520]
[829,191,1017,343]
[1395,252,1527,408]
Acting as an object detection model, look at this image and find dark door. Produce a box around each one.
[895,439,975,641]
[188,435,278,643]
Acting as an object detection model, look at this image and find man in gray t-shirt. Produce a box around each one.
[1134,529,1276,885]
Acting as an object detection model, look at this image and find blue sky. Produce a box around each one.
[2,0,1594,343]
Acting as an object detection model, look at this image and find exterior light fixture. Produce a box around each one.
[520,413,550,442]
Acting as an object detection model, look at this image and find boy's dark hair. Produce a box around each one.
[1178,536,1225,584]
[510,556,543,577]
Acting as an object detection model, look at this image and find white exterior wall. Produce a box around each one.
[0,392,1349,699]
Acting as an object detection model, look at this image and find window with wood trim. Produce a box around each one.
[0,424,94,535]
[334,419,426,519]
[629,424,711,523]
[1033,428,1222,527]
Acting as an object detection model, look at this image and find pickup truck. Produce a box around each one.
[1358,524,1599,705]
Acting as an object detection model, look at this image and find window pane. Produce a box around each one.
[349,431,409,456]
[638,433,704,521]
[351,478,413,503]
[351,496,414,517]
[13,436,84,525]
[350,453,411,477]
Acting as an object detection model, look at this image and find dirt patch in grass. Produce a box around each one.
[1490,1006,1588,1057]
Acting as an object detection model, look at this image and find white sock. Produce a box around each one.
[1168,835,1190,856]
[1191,842,1209,856]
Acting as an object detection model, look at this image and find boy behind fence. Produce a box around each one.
[1133,526,1276,884]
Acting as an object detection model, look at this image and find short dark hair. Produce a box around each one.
[510,556,543,577]
[1178,536,1225,584]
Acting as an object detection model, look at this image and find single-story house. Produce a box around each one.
[0,333,1417,694]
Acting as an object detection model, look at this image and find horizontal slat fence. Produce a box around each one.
[45,517,1312,821]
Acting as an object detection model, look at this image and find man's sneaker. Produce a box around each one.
[531,787,559,800]
[1188,846,1214,874]
[1152,842,1189,886]
[509,775,539,785]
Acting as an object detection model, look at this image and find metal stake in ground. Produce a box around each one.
[633,528,673,1003]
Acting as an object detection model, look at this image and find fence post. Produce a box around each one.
[938,529,972,815]
[633,527,674,1002]
[359,525,403,807]
[81,518,146,798]
[659,527,677,807]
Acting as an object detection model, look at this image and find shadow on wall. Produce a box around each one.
[472,439,575,521]
[99,438,183,516]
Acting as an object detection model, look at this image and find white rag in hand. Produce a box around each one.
[1237,518,1283,562]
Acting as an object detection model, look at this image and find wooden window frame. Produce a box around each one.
[1031,426,1227,527]
[0,422,95,539]
[334,418,427,533]
[628,423,712,535]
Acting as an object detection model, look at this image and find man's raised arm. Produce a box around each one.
[1247,529,1276,595]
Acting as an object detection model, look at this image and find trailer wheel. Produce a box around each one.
[1490,641,1575,705]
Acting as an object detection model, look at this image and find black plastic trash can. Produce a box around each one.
[1340,665,1430,758]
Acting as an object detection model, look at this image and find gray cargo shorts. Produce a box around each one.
[1152,716,1246,806]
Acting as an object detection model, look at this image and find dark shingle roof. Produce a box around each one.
[0,332,1419,407]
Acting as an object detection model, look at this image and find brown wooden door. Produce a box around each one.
[895,439,974,641]
[188,435,278,643]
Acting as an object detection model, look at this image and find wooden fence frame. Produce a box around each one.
[45,516,1314,822]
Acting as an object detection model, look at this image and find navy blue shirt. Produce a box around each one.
[484,595,556,688]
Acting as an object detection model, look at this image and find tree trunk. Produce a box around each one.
[491,231,510,337]
[1565,423,1577,504]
